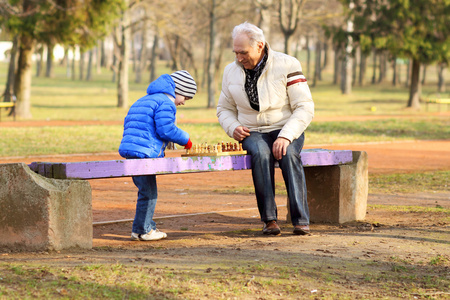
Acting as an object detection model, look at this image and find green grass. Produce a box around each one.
[213,170,450,195]
[369,204,450,214]
[1,117,448,157]
[1,251,448,299]
[370,170,450,194]
[0,61,449,157]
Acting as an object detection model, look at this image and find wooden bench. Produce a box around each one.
[424,95,450,112]
[0,101,16,121]
[0,148,368,251]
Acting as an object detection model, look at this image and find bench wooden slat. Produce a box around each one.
[0,101,16,122]
[29,149,353,180]
[425,98,450,104]
[0,103,15,108]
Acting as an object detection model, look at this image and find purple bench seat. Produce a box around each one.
[29,148,353,179]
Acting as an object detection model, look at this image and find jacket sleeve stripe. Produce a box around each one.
[287,71,303,78]
[287,77,307,86]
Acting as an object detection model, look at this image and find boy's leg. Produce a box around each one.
[131,175,158,234]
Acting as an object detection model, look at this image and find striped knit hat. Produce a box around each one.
[170,70,197,98]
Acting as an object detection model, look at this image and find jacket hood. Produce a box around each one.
[146,74,176,97]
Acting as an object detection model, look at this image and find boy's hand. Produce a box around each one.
[184,138,192,150]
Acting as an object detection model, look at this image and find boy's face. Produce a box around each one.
[175,94,191,106]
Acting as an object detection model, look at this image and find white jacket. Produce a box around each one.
[217,45,314,142]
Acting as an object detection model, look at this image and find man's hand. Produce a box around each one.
[233,126,250,141]
[272,137,290,160]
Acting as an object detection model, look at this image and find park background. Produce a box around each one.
[0,0,449,299]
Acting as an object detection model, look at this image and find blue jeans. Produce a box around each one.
[242,131,309,226]
[131,175,158,234]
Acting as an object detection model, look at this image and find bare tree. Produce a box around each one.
[437,63,446,93]
[149,32,159,83]
[278,0,306,55]
[340,0,353,95]
[206,0,217,108]
[254,0,273,42]
[3,35,19,104]
[14,31,35,119]
[112,0,131,109]
[135,7,148,84]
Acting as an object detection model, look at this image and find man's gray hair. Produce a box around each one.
[232,22,266,47]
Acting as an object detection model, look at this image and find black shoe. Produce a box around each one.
[263,220,281,235]
[293,225,310,235]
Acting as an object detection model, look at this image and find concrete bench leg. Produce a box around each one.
[0,163,92,251]
[286,151,368,224]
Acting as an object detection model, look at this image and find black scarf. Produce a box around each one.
[244,50,268,111]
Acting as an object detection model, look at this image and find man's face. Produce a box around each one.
[233,34,264,70]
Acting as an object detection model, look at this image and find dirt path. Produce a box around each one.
[1,118,449,298]
[1,139,448,227]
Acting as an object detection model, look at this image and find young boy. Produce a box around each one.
[119,70,197,241]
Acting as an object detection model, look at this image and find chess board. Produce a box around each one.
[181,142,247,157]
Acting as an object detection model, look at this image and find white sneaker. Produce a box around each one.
[131,229,167,241]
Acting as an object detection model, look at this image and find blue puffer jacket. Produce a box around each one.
[118,74,189,159]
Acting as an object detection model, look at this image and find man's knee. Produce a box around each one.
[252,148,272,163]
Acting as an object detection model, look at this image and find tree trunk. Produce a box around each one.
[341,52,353,94]
[4,35,19,103]
[111,53,117,83]
[406,58,421,109]
[100,40,107,67]
[371,50,377,84]
[45,42,54,78]
[86,49,93,81]
[14,33,35,119]
[135,17,148,84]
[322,39,332,70]
[35,45,44,77]
[352,46,358,85]
[279,0,303,56]
[207,0,216,108]
[377,52,385,83]
[306,35,311,78]
[437,63,446,93]
[333,47,340,85]
[341,0,353,94]
[71,46,76,81]
[317,40,322,81]
[60,47,68,66]
[421,64,427,85]
[257,0,272,42]
[165,35,180,71]
[96,40,102,75]
[79,51,85,80]
[150,33,158,83]
[405,59,410,87]
[294,38,301,59]
[66,49,71,79]
[283,33,293,56]
[392,56,397,86]
[359,50,366,86]
[131,33,136,72]
[312,39,321,87]
[117,4,130,109]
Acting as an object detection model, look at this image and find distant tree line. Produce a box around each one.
[1,0,448,118]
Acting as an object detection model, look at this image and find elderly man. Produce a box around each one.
[217,22,314,236]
